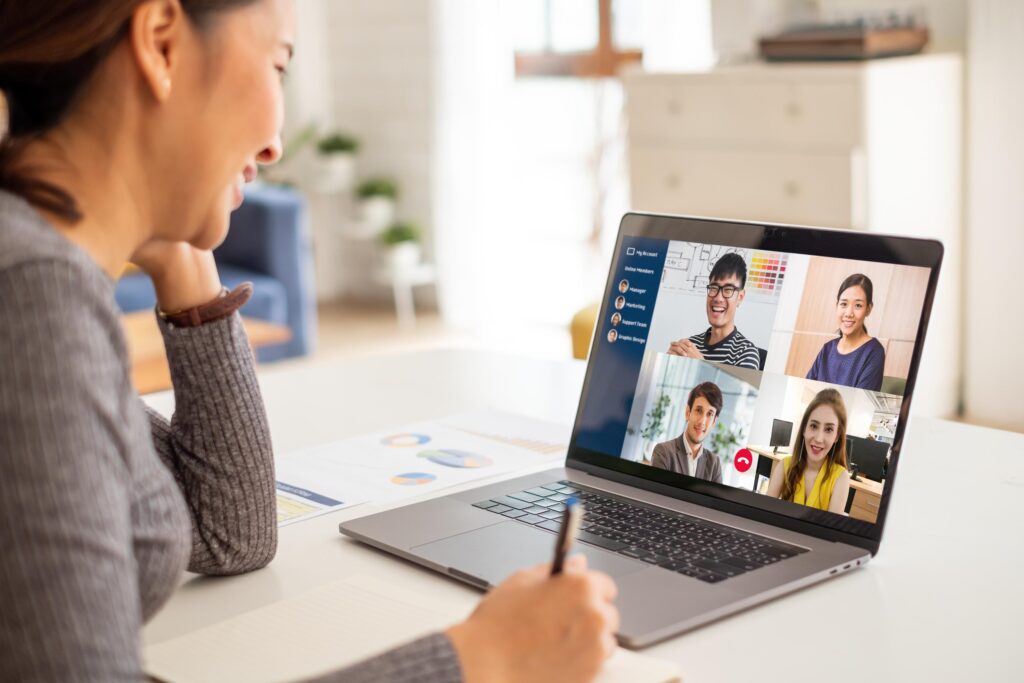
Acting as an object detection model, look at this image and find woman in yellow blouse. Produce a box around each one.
[767,388,852,514]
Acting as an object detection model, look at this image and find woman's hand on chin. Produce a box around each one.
[130,239,224,313]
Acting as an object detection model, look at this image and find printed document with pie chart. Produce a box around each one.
[274,410,569,525]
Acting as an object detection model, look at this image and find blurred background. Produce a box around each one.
[120,0,1023,434]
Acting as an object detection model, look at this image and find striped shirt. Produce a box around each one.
[688,327,761,370]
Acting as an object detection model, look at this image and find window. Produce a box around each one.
[512,0,643,77]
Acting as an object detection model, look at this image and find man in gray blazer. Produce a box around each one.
[651,381,724,484]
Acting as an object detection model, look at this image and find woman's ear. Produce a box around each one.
[129,0,185,102]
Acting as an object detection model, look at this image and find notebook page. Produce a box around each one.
[144,574,680,683]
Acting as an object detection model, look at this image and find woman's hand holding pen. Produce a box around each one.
[446,555,620,683]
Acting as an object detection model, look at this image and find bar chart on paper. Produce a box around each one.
[275,470,365,527]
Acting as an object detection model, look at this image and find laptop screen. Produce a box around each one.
[569,214,941,542]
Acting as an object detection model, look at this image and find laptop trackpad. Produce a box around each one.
[412,520,644,588]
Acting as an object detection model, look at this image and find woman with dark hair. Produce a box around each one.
[806,273,886,391]
[0,2,618,681]
[766,389,852,514]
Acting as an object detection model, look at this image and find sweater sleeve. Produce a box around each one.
[0,260,144,681]
[147,311,278,575]
[149,314,466,683]
[303,633,463,683]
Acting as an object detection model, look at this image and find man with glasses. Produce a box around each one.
[667,252,761,370]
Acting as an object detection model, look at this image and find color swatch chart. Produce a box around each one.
[661,242,788,304]
[747,251,787,296]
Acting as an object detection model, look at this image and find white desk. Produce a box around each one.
[143,349,1023,682]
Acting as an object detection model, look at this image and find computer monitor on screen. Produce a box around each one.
[770,419,793,454]
[847,435,888,482]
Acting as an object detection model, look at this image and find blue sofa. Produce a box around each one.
[116,184,317,362]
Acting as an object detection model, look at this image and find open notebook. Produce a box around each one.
[144,574,681,683]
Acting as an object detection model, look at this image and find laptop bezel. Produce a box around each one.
[566,212,943,556]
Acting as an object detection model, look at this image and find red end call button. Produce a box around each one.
[734,448,753,473]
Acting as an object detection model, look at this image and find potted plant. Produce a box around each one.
[379,221,421,269]
[639,393,672,464]
[314,132,359,193]
[711,422,745,485]
[356,177,398,233]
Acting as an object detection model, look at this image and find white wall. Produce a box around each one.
[292,0,712,329]
[433,2,632,332]
[964,0,1024,432]
[290,0,630,318]
[284,0,343,300]
[288,0,436,303]
[764,253,809,373]
[328,0,436,303]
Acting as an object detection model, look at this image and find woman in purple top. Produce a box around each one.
[806,274,886,392]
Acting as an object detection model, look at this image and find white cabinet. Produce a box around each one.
[624,54,963,417]
[629,146,861,229]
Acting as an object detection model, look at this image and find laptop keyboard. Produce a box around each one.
[473,480,807,584]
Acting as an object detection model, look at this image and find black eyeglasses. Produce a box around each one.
[706,284,741,299]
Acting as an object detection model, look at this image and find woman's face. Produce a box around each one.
[803,404,839,466]
[162,0,295,249]
[836,285,870,337]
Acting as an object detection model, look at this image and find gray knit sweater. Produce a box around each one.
[0,191,462,682]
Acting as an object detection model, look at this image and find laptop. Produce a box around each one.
[340,212,942,648]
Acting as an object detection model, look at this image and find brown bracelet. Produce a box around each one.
[158,282,254,328]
